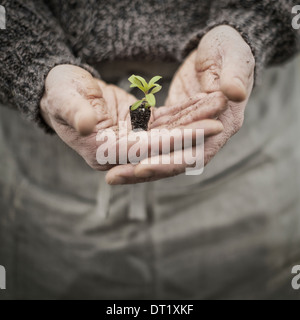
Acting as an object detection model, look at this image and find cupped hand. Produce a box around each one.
[40,64,136,170]
[166,25,255,164]
[106,25,255,184]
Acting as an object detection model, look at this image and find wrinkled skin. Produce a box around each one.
[41,66,224,173]
[165,25,255,166]
[40,25,255,184]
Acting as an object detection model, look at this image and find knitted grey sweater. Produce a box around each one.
[0,0,299,132]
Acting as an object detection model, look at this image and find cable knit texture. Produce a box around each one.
[0,0,299,132]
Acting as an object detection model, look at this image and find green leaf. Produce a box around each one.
[134,75,149,92]
[130,83,142,89]
[128,75,145,92]
[148,76,162,89]
[128,75,139,85]
[150,84,162,94]
[130,100,143,111]
[146,94,156,107]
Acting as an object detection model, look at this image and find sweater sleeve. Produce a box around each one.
[182,0,300,82]
[0,0,99,133]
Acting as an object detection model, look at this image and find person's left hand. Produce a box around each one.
[106,25,255,184]
[165,25,255,165]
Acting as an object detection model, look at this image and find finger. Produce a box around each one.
[111,119,223,162]
[107,125,202,165]
[104,120,223,185]
[151,92,228,129]
[196,25,255,102]
[134,146,201,179]
[59,95,101,136]
[220,48,254,102]
[133,121,223,179]
[154,93,206,119]
[105,154,187,185]
[178,119,224,136]
[106,164,152,185]
[106,145,201,185]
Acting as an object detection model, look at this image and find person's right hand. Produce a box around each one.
[40,64,137,170]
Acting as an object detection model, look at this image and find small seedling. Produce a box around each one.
[128,75,162,131]
[128,75,162,111]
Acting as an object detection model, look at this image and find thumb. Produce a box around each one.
[220,50,254,102]
[196,25,255,102]
[62,95,99,136]
[218,27,255,102]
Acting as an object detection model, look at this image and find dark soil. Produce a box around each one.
[129,102,151,131]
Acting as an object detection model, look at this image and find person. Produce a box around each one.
[0,0,299,299]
